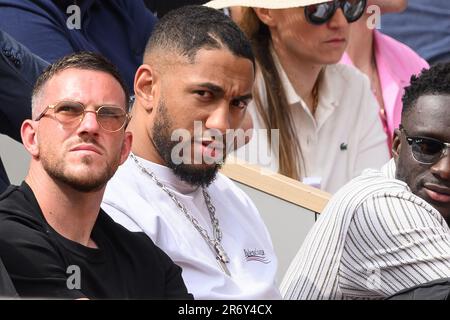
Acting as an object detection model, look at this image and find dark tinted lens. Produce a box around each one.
[305,1,335,25]
[341,0,366,22]
[54,102,84,123]
[97,106,126,131]
[411,137,444,163]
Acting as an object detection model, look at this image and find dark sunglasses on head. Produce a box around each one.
[304,0,367,25]
[400,125,450,164]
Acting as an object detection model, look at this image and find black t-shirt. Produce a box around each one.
[0,182,193,299]
[0,256,17,298]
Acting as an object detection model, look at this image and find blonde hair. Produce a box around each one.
[239,8,303,180]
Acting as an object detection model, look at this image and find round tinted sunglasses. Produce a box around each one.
[35,101,130,132]
[304,0,367,25]
[400,126,450,164]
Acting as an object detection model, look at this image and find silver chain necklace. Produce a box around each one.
[130,153,231,276]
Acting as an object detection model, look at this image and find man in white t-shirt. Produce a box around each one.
[102,6,280,299]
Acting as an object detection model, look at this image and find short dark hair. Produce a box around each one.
[143,0,205,18]
[402,63,450,118]
[145,5,254,66]
[32,51,130,112]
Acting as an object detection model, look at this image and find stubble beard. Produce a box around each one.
[40,142,120,193]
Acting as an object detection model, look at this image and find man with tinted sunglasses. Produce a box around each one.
[0,52,192,299]
[281,63,450,299]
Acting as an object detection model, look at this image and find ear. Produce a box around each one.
[134,64,157,113]
[253,8,276,27]
[119,131,133,165]
[392,128,402,160]
[252,8,275,27]
[21,120,40,158]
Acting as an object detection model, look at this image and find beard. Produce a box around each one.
[152,100,223,187]
[40,139,120,193]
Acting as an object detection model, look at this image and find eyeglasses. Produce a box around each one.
[35,101,130,132]
[304,0,367,25]
[400,125,450,164]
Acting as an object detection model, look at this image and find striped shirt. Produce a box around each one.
[280,159,450,300]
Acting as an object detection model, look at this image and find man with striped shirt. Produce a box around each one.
[281,63,450,300]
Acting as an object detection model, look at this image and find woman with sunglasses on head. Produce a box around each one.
[341,0,429,151]
[206,0,390,193]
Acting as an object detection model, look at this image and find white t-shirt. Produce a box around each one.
[234,59,390,193]
[102,155,281,300]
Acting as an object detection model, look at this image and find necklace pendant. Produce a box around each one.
[217,258,231,277]
[214,242,230,263]
[214,242,231,276]
[216,256,231,277]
